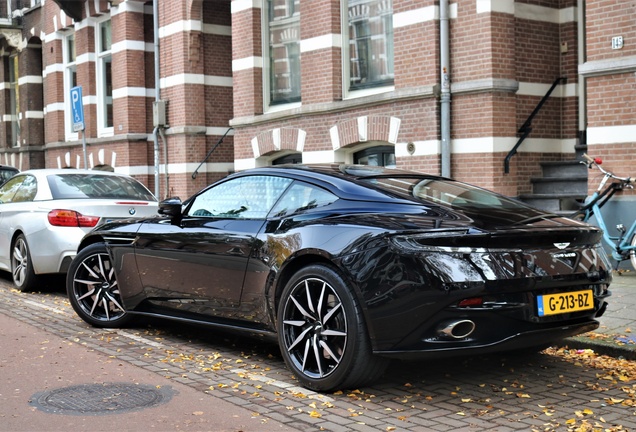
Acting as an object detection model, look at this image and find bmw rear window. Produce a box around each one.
[47,174,156,201]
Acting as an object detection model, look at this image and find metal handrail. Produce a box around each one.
[191,127,233,180]
[504,77,567,173]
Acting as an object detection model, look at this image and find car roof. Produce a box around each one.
[17,168,133,178]
[236,164,448,183]
[221,164,450,204]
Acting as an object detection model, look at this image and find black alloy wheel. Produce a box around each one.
[277,264,388,392]
[67,243,132,328]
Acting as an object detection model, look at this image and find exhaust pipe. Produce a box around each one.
[439,320,475,339]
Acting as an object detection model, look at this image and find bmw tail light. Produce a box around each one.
[48,209,100,227]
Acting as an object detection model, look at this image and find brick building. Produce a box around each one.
[0,0,633,217]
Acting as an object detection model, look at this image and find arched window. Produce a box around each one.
[354,145,395,168]
[273,153,302,165]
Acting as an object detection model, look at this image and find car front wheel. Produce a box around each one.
[67,242,132,328]
[11,234,37,292]
[277,264,388,392]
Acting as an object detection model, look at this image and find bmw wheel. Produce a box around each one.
[277,264,388,392]
[67,243,132,328]
[11,234,38,292]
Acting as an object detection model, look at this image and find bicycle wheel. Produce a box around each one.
[630,233,636,272]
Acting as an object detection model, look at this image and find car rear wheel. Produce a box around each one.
[11,234,37,292]
[277,264,388,392]
[67,242,132,328]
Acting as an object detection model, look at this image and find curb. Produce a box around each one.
[559,334,636,360]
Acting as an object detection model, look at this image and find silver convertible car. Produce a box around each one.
[0,169,157,291]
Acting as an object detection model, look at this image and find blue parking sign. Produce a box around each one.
[71,86,85,132]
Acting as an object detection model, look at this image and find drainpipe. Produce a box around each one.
[439,0,451,178]
[577,0,586,150]
[152,0,161,198]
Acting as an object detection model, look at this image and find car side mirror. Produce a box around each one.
[159,197,183,224]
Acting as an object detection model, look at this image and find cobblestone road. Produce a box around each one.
[1,276,635,431]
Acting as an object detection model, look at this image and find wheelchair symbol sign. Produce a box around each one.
[70,86,85,132]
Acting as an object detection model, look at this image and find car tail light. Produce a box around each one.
[48,209,100,227]
[458,297,483,308]
[390,230,491,253]
[114,201,150,205]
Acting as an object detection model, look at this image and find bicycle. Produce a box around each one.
[570,154,636,271]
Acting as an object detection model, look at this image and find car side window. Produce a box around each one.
[0,175,35,203]
[12,175,37,202]
[188,175,292,219]
[270,181,338,217]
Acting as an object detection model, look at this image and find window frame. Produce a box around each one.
[263,0,302,112]
[353,145,396,168]
[8,53,19,147]
[341,0,395,100]
[95,17,113,137]
[62,31,78,141]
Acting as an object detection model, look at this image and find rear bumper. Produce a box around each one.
[374,320,600,360]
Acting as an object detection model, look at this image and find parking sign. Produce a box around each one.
[71,86,85,132]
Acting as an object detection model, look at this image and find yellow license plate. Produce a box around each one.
[537,290,594,317]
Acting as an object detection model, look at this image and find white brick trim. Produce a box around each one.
[231,0,262,14]
[300,34,341,53]
[232,56,263,71]
[452,137,576,154]
[476,1,576,24]
[394,6,437,28]
[18,75,43,85]
[588,125,636,145]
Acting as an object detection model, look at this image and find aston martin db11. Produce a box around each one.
[67,164,611,391]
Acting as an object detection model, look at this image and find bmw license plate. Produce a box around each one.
[537,290,594,317]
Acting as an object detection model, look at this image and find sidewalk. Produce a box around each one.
[561,269,636,359]
[0,312,292,432]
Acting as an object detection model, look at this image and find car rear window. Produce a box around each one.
[359,176,537,213]
[47,173,156,201]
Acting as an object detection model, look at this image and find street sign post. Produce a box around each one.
[70,86,84,132]
[70,86,88,169]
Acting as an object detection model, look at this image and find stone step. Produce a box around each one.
[540,160,588,178]
[530,176,588,195]
[518,193,585,213]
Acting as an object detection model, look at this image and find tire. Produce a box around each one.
[277,264,388,392]
[11,234,38,292]
[66,243,132,328]
[630,233,636,272]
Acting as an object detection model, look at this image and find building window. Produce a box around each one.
[9,54,19,147]
[346,0,394,92]
[273,153,302,165]
[63,32,77,140]
[354,145,395,168]
[267,0,301,106]
[96,19,113,135]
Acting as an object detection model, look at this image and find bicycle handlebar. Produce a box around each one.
[582,153,634,185]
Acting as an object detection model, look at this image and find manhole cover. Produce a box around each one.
[30,383,175,416]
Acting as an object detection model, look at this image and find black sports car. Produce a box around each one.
[67,164,611,391]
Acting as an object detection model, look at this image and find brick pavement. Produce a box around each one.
[0,273,635,431]
[562,270,636,359]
